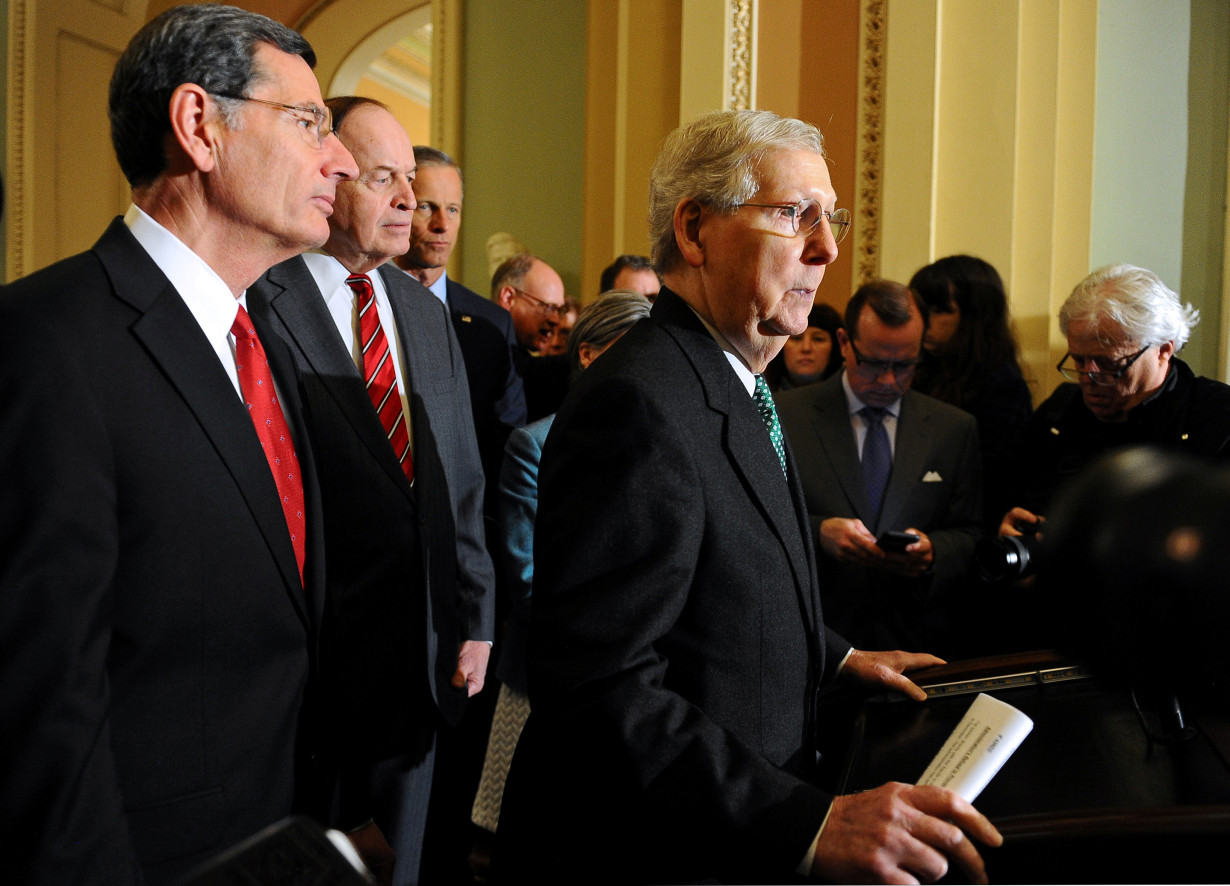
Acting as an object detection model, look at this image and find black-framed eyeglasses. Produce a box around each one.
[734,199,851,244]
[512,287,565,319]
[848,340,921,379]
[211,93,334,149]
[1056,345,1151,386]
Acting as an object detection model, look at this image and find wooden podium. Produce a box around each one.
[832,652,1230,883]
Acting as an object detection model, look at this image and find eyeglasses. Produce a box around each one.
[734,200,851,244]
[512,287,565,319]
[1056,345,1151,386]
[848,340,921,379]
[211,93,334,149]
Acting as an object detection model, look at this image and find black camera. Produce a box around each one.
[974,520,1042,582]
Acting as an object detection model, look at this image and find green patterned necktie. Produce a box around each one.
[753,374,787,477]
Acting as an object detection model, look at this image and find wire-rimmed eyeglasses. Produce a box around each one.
[211,93,334,149]
[1056,346,1151,386]
[734,200,851,244]
[512,287,565,319]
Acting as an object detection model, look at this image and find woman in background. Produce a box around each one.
[909,255,1033,526]
[765,301,844,392]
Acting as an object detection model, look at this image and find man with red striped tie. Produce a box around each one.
[249,96,495,886]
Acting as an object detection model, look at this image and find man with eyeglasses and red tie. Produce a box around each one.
[777,279,984,657]
[998,263,1230,570]
[0,6,360,883]
[248,96,494,886]
[492,253,573,420]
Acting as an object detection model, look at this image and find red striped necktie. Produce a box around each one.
[231,305,306,583]
[346,273,414,484]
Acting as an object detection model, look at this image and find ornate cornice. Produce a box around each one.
[855,0,886,284]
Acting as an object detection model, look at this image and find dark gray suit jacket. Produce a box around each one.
[0,219,326,884]
[496,289,851,883]
[250,258,495,758]
[777,374,983,652]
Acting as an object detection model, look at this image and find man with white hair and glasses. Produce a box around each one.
[1001,263,1230,540]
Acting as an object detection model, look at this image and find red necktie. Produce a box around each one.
[346,274,414,484]
[231,305,306,583]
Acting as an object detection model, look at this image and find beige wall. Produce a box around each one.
[5,0,1227,393]
[881,0,1099,402]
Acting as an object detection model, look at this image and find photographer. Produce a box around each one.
[1005,265,1230,526]
[985,265,1230,645]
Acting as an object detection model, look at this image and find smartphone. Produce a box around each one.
[876,530,920,552]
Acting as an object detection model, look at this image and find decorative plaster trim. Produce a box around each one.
[855,0,886,283]
[7,0,29,280]
[729,0,754,111]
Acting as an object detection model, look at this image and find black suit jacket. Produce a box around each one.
[250,258,495,755]
[496,289,851,883]
[0,219,326,885]
[444,276,527,507]
[777,375,983,652]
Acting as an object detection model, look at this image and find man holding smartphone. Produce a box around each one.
[777,279,984,655]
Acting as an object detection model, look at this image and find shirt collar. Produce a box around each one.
[302,251,390,307]
[427,269,448,304]
[841,370,902,418]
[124,204,240,339]
[684,304,757,396]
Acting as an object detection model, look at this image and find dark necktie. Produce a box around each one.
[753,375,787,477]
[231,305,306,583]
[860,406,892,522]
[346,273,414,484]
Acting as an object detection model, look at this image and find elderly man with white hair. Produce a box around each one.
[1002,262,1230,536]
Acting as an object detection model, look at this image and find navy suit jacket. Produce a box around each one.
[250,258,495,756]
[777,374,983,652]
[444,277,527,509]
[496,289,851,883]
[0,219,326,884]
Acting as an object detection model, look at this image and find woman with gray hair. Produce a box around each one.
[468,290,652,843]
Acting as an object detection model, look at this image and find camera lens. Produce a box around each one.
[974,535,1040,582]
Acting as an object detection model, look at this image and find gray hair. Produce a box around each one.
[647,110,826,273]
[1059,264,1199,351]
[109,4,316,188]
[566,290,653,372]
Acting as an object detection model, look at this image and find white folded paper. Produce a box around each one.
[917,692,1034,802]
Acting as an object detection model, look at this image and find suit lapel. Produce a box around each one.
[261,257,413,501]
[658,294,819,633]
[95,223,309,628]
[808,378,876,525]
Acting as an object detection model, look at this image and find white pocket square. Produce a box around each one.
[922,470,943,482]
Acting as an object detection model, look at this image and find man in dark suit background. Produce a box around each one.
[491,253,572,421]
[249,96,494,886]
[0,6,359,883]
[494,109,1000,884]
[392,147,526,512]
[778,280,983,655]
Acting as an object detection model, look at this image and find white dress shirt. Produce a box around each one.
[124,204,252,402]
